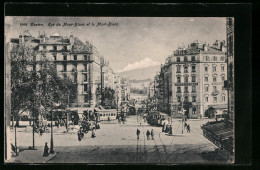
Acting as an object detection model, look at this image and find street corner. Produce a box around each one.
[7,147,58,163]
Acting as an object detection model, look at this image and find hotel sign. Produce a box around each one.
[175,83,198,86]
[212,82,224,85]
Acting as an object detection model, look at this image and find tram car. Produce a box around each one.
[96,109,117,121]
[147,111,169,127]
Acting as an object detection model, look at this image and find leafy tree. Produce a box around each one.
[102,87,116,109]
[10,43,77,149]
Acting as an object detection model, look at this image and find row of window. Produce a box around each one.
[176,56,196,62]
[204,65,225,72]
[100,113,116,117]
[176,56,225,62]
[204,56,225,62]
[62,73,88,83]
[52,54,91,61]
[175,95,226,103]
[205,96,226,102]
[177,75,196,83]
[177,95,197,102]
[42,45,67,51]
[177,86,196,93]
[204,75,225,82]
[204,85,225,92]
[176,85,225,93]
[61,63,88,72]
[177,65,196,73]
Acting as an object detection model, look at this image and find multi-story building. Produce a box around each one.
[121,78,130,102]
[10,31,116,120]
[155,40,228,118]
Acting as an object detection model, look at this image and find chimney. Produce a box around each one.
[220,41,226,52]
[70,35,74,45]
[203,44,208,51]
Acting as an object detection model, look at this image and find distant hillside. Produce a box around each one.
[118,65,160,81]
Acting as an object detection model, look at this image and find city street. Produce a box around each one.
[9,116,219,163]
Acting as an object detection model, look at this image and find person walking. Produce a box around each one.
[151,129,154,140]
[169,125,173,135]
[146,130,150,140]
[184,122,187,130]
[136,129,140,140]
[91,128,96,138]
[162,123,165,132]
[187,124,190,133]
[43,142,49,157]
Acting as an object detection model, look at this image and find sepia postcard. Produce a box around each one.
[4,16,235,164]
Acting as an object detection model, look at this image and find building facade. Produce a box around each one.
[10,32,120,120]
[155,40,228,118]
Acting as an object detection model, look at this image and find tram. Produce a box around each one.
[147,111,169,127]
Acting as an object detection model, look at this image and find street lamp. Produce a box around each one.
[50,109,54,154]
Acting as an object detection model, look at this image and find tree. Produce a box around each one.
[102,87,116,109]
[10,43,77,151]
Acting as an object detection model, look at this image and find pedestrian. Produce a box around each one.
[169,125,173,135]
[39,128,43,136]
[184,122,187,129]
[146,130,150,140]
[151,129,154,140]
[162,123,166,132]
[43,142,49,157]
[91,128,96,138]
[136,129,140,140]
[165,124,169,133]
[187,124,190,133]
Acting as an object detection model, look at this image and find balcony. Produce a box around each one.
[176,91,181,94]
[212,90,219,96]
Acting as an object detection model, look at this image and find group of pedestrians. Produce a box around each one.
[162,123,173,135]
[136,129,154,140]
[77,127,96,141]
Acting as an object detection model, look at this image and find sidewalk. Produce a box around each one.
[7,147,57,163]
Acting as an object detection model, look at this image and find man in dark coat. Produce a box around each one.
[43,142,49,157]
[136,129,140,140]
[169,125,173,135]
[187,124,190,133]
[91,128,96,138]
[151,129,154,140]
[146,130,150,140]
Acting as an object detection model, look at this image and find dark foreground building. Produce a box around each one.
[201,17,234,160]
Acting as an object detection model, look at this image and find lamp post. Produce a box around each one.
[50,109,54,154]
[181,97,184,134]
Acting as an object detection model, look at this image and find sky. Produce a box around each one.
[5,17,226,73]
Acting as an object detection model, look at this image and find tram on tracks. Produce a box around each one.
[147,111,169,127]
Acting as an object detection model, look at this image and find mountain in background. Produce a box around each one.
[118,65,160,81]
